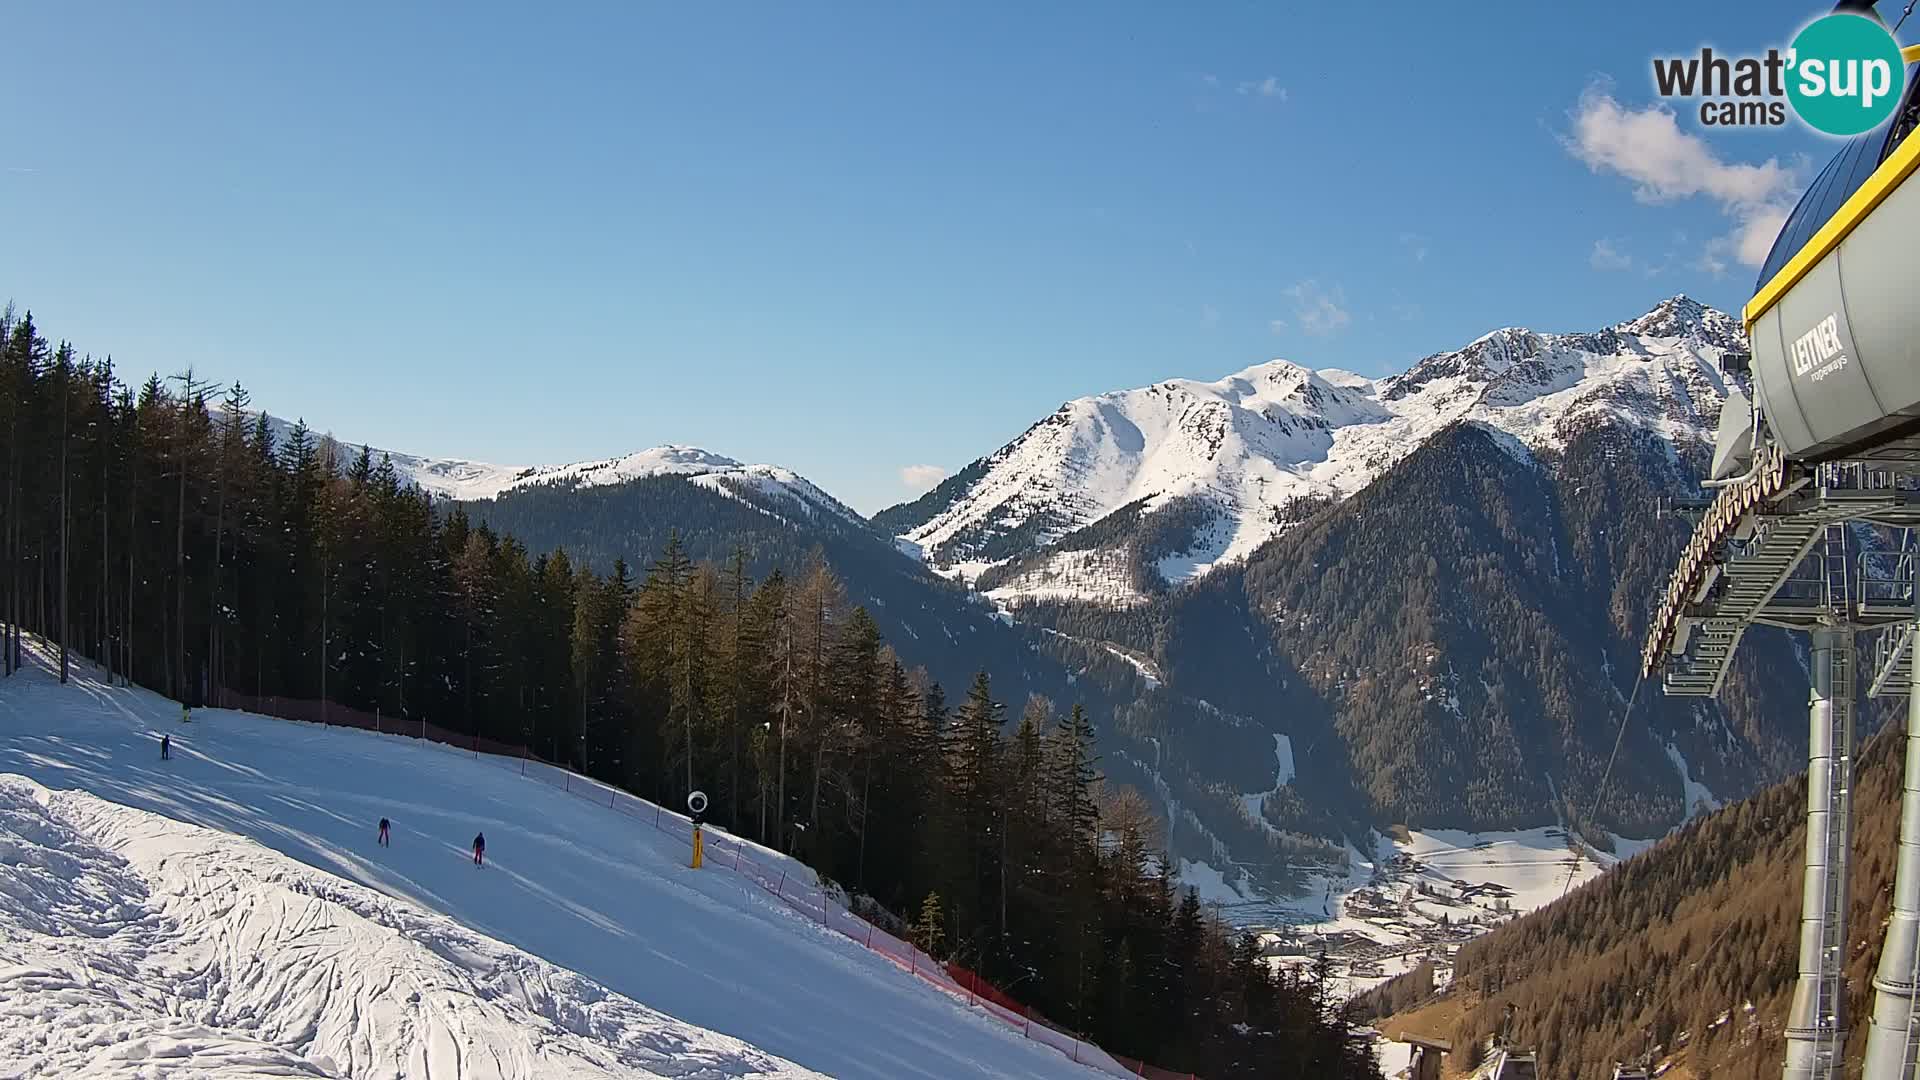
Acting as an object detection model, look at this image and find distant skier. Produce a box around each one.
[472,832,485,866]
[378,818,391,847]
[181,702,191,724]
[160,733,171,761]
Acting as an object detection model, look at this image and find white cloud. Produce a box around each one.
[899,464,946,492]
[1590,238,1634,271]
[1284,281,1351,336]
[1730,203,1790,266]
[1565,84,1802,271]
[1268,318,1288,334]
[1694,205,1789,278]
[1236,76,1288,100]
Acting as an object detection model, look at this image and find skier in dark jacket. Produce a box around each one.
[378,818,391,847]
[472,832,485,866]
[160,733,171,761]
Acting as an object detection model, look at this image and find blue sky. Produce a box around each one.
[1,2,1859,512]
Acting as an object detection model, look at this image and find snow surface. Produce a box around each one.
[1235,735,1297,843]
[1175,859,1261,908]
[1397,827,1600,916]
[1101,646,1161,689]
[1608,834,1661,861]
[901,297,1745,603]
[1369,1031,1415,1080]
[0,774,821,1080]
[1269,735,1296,788]
[1665,743,1722,818]
[0,644,1105,1080]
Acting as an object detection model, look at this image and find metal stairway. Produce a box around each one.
[1871,530,1920,698]
[1876,625,1917,699]
[1662,509,1844,696]
[1662,476,1916,698]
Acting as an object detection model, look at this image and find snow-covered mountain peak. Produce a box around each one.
[1313,368,1376,393]
[1386,328,1547,401]
[250,414,861,525]
[1223,357,1316,389]
[891,300,1748,604]
[508,444,744,489]
[1618,293,1743,348]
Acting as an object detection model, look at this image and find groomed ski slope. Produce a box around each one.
[0,645,1103,1080]
[0,773,822,1079]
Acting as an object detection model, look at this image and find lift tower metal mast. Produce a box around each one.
[1653,466,1912,1079]
[1649,459,1920,1080]
[1787,524,1860,1080]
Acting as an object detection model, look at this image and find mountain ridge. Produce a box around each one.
[243,295,1793,893]
[253,412,861,526]
[880,294,1748,606]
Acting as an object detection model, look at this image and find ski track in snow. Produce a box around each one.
[0,645,1103,1080]
[0,773,823,1080]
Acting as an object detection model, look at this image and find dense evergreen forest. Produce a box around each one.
[0,308,1380,1078]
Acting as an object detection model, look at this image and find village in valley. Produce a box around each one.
[1232,826,1629,1001]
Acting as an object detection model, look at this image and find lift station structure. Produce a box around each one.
[1641,20,1920,1080]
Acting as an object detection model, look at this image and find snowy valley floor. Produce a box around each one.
[0,646,1102,1080]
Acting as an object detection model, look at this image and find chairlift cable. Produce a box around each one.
[1559,672,1647,900]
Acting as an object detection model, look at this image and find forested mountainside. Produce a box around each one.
[878,297,1813,839]
[1012,418,1808,837]
[0,308,1381,1077]
[1181,420,1806,834]
[466,299,1814,846]
[1404,703,1906,1079]
[464,463,1370,888]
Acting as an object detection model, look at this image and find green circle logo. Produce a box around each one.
[1786,13,1907,136]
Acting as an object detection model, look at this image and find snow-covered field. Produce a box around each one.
[1181,823,1646,935]
[1171,821,1660,1009]
[1397,826,1604,916]
[0,644,1102,1080]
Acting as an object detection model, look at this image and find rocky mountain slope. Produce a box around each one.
[877,296,1747,606]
